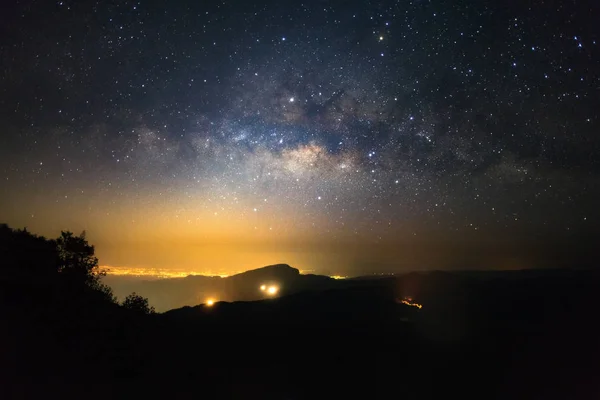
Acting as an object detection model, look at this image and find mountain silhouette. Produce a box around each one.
[106,264,338,311]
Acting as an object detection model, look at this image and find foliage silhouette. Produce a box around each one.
[122,292,155,314]
[56,230,116,302]
[1,224,120,304]
[0,223,59,280]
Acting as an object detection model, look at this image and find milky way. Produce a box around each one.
[1,0,598,273]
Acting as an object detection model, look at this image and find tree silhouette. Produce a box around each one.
[122,292,155,314]
[0,223,59,280]
[55,230,116,302]
[57,231,97,282]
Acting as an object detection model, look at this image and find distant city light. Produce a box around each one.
[102,265,231,279]
[400,297,422,309]
[206,299,215,306]
[260,284,267,291]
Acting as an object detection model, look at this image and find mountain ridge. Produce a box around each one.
[104,263,337,311]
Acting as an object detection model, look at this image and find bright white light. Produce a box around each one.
[260,284,267,291]
[267,286,278,295]
[206,299,215,306]
[289,97,295,103]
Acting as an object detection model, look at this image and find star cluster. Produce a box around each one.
[1,0,598,274]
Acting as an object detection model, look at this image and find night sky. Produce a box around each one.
[1,0,598,276]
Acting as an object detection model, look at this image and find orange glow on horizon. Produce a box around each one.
[102,266,231,279]
[104,265,350,281]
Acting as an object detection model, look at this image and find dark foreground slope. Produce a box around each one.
[3,267,600,399]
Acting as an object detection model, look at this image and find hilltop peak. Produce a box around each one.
[232,264,300,279]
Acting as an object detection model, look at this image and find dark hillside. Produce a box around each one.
[1,225,599,399]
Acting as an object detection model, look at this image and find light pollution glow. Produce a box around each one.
[104,265,346,280]
[103,266,233,279]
